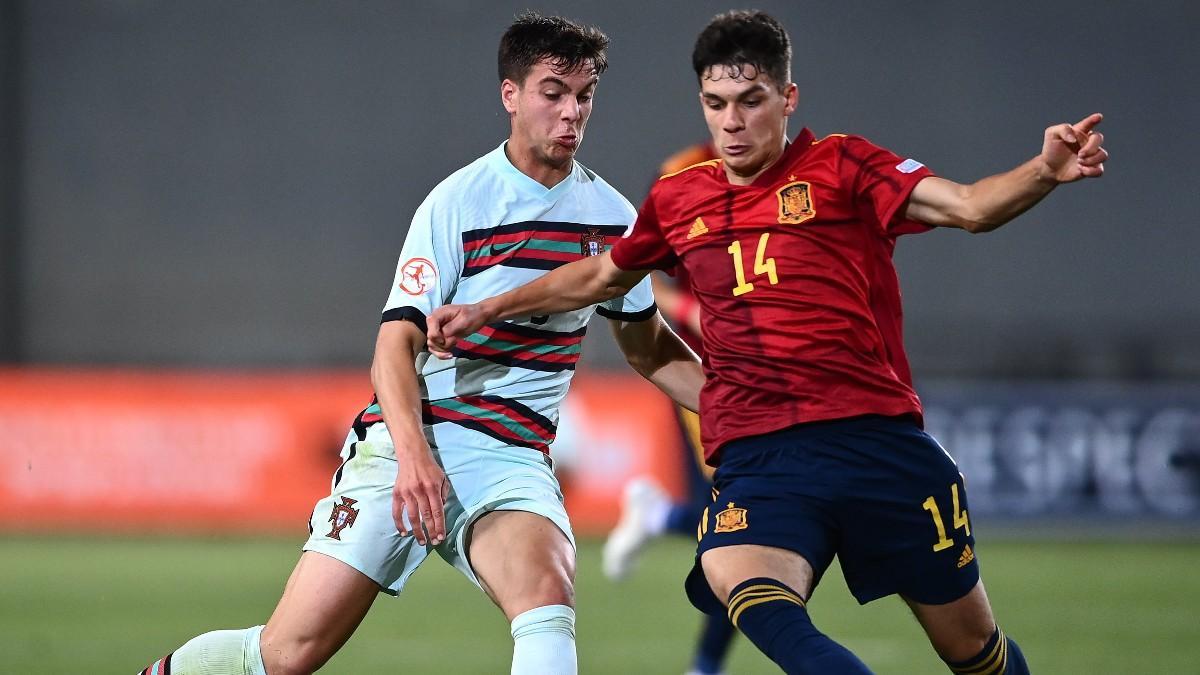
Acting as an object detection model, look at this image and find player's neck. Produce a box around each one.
[504,141,572,189]
[722,140,789,186]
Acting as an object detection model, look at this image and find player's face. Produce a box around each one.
[699,65,798,185]
[502,58,598,186]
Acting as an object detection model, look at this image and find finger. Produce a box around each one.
[393,494,410,537]
[427,486,447,544]
[1047,123,1082,150]
[1078,147,1109,167]
[426,311,444,341]
[409,494,431,545]
[1079,131,1104,156]
[1073,112,1103,135]
[428,338,456,360]
[1078,162,1104,178]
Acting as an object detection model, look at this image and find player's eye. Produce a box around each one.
[544,91,561,100]
[578,94,592,104]
[743,99,762,108]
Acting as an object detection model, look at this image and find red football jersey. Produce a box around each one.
[611,128,935,465]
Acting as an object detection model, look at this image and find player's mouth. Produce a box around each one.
[724,144,751,157]
[553,135,579,150]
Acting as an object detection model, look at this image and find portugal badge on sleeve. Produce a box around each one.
[776,180,816,225]
[581,228,606,257]
[398,257,437,296]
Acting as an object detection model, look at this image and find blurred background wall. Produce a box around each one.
[1,0,1196,377]
[1,1,1198,531]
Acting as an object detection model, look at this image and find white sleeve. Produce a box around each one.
[596,268,657,321]
[381,191,464,332]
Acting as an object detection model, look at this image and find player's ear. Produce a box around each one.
[783,83,799,116]
[500,78,520,114]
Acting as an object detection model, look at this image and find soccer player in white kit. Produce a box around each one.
[137,13,703,675]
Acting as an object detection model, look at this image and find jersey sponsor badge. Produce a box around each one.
[326,496,360,540]
[776,181,816,225]
[398,257,437,296]
[895,158,925,174]
[714,501,748,533]
[581,227,606,257]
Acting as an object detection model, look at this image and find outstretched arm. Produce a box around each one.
[906,113,1108,233]
[426,251,650,357]
[609,311,704,412]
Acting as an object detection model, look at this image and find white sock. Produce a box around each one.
[147,625,266,675]
[510,604,577,675]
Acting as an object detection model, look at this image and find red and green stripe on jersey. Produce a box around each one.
[462,221,627,277]
[354,394,557,453]
[451,321,586,373]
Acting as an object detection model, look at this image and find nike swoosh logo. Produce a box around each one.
[489,239,525,255]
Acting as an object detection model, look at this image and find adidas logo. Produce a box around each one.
[957,544,975,569]
[686,217,709,239]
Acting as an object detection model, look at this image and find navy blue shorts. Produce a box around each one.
[685,415,979,613]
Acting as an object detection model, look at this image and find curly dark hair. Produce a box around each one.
[498,11,610,84]
[692,10,791,89]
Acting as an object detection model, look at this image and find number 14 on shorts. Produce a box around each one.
[922,483,970,552]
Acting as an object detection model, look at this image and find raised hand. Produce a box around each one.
[1040,113,1107,183]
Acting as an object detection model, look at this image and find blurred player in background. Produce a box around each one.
[137,12,701,675]
[603,141,743,675]
[426,9,1107,674]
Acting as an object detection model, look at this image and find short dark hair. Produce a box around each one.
[692,10,791,89]
[498,11,610,84]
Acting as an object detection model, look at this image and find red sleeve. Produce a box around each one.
[841,136,935,237]
[610,188,679,271]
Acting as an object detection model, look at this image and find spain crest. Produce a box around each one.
[581,227,606,257]
[326,496,360,540]
[714,502,748,533]
[776,181,815,225]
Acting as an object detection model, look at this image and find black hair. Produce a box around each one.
[692,10,791,89]
[498,11,610,84]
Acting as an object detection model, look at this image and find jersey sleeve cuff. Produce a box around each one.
[381,306,428,334]
[596,303,658,322]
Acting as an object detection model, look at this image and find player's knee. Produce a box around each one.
[523,562,576,609]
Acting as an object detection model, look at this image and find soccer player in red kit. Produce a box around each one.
[428,10,1107,674]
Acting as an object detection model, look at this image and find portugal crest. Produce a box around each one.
[581,228,606,257]
[714,502,748,533]
[326,496,360,540]
[776,181,815,225]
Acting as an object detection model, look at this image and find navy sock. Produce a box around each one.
[726,577,872,675]
[944,626,1030,675]
[691,612,737,674]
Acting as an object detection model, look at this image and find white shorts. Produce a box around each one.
[302,421,575,596]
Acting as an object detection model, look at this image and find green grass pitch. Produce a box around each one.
[4,534,1199,673]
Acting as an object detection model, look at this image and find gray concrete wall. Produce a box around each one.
[8,1,1198,377]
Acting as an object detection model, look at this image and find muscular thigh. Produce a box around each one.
[468,510,576,620]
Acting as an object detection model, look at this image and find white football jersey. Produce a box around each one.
[358,143,654,453]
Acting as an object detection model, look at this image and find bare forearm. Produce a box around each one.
[370,333,430,455]
[642,352,704,412]
[613,313,704,412]
[951,157,1059,233]
[478,253,633,322]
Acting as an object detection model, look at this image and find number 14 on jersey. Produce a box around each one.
[727,233,778,297]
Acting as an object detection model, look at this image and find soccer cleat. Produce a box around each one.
[603,476,671,581]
